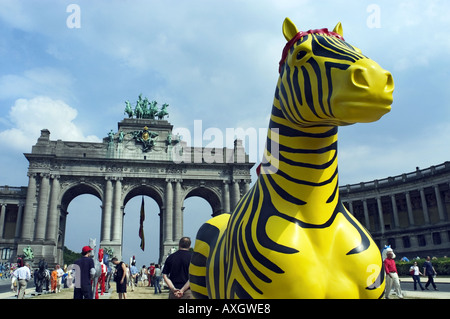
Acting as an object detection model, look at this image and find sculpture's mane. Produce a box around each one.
[279,28,345,73]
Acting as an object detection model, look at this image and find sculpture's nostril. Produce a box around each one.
[385,72,394,93]
[352,68,369,88]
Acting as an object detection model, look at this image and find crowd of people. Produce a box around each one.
[71,237,194,299]
[127,262,162,291]
[9,258,67,299]
[108,236,193,299]
[7,239,443,300]
[5,237,193,300]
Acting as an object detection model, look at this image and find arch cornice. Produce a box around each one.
[59,177,104,204]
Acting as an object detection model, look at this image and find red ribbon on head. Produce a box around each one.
[279,28,345,73]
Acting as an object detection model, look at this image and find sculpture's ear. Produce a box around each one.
[282,17,299,41]
[333,22,344,37]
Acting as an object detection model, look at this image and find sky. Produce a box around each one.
[1,0,450,265]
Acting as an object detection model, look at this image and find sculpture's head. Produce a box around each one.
[278,18,394,127]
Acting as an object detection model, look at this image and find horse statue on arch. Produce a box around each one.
[157,103,169,120]
[134,103,143,119]
[148,100,159,119]
[124,100,133,118]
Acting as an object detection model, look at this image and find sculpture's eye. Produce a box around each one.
[296,50,308,61]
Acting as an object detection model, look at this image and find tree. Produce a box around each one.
[63,246,81,265]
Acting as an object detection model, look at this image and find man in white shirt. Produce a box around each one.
[13,263,31,299]
[55,264,65,293]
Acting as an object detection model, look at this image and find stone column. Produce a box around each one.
[46,175,60,241]
[243,180,250,194]
[164,179,173,244]
[409,234,419,249]
[362,199,370,230]
[390,195,400,229]
[22,173,37,241]
[222,181,230,214]
[0,204,6,238]
[405,191,415,226]
[347,201,354,216]
[112,177,123,242]
[101,177,113,242]
[231,179,240,209]
[15,204,24,238]
[434,185,446,222]
[441,229,450,243]
[419,188,430,224]
[173,180,182,242]
[35,173,50,241]
[376,197,385,234]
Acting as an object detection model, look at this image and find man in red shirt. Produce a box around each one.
[384,249,403,299]
[148,263,155,287]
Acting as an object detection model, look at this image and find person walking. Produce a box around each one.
[13,262,31,299]
[409,261,425,291]
[139,265,148,287]
[112,257,127,299]
[50,267,58,293]
[148,263,155,287]
[55,264,64,293]
[162,237,193,299]
[423,256,438,291]
[384,250,403,299]
[154,264,162,294]
[129,261,138,291]
[73,246,96,299]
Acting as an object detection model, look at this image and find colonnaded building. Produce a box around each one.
[1,102,450,266]
[340,164,450,258]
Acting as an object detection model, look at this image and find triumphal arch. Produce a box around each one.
[17,98,254,265]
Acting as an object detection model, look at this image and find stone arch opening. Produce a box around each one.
[181,186,221,245]
[64,194,102,253]
[60,182,102,214]
[183,196,213,244]
[123,185,164,264]
[184,186,222,216]
[59,183,103,261]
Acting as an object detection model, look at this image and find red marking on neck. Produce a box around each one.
[279,28,345,73]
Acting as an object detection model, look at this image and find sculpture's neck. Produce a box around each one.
[260,103,340,224]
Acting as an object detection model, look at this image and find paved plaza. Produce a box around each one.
[0,277,449,300]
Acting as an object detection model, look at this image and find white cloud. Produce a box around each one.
[381,1,450,72]
[0,96,101,151]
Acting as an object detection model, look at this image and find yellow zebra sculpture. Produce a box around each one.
[189,18,394,299]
